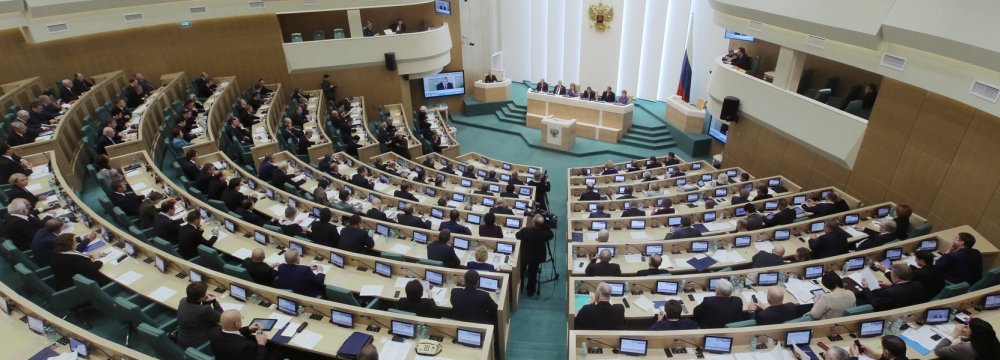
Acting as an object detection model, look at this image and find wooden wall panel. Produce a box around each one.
[908,93,974,163]
[939,112,1000,211]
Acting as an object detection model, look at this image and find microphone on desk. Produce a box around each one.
[683,280,707,292]
[575,281,596,295]
[625,244,645,256]
[673,339,703,354]
[832,324,857,339]
[399,267,423,280]
[670,244,684,255]
[586,338,620,354]
[630,282,653,295]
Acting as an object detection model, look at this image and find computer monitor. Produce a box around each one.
[701,174,713,182]
[714,188,729,197]
[367,194,379,203]
[764,201,778,211]
[690,241,709,253]
[199,208,210,220]
[379,174,389,184]
[481,197,495,207]
[667,166,677,173]
[629,220,646,230]
[457,164,467,173]
[425,270,444,286]
[655,280,679,295]
[821,190,832,199]
[456,329,485,348]
[514,200,528,210]
[768,178,781,187]
[431,208,444,219]
[329,252,344,268]
[735,207,747,217]
[425,187,436,197]
[983,294,1000,310]
[726,169,738,178]
[708,278,721,291]
[496,242,514,255]
[189,270,202,283]
[619,338,648,356]
[413,231,428,244]
[27,315,44,334]
[645,245,663,256]
[617,186,627,195]
[287,198,297,208]
[596,246,616,257]
[479,277,499,292]
[845,256,865,271]
[860,320,884,337]
[876,205,891,218]
[587,203,598,212]
[248,179,256,190]
[488,184,500,193]
[375,262,392,278]
[919,239,938,251]
[477,170,487,178]
[734,236,751,248]
[885,248,903,261]
[452,193,466,202]
[784,330,812,348]
[528,167,539,174]
[375,224,389,237]
[230,283,247,302]
[502,163,512,170]
[703,336,733,354]
[391,320,416,338]
[453,237,470,250]
[585,178,596,186]
[276,296,298,316]
[590,221,607,231]
[460,179,472,187]
[266,188,275,200]
[505,217,521,229]
[809,221,825,233]
[774,229,791,241]
[500,174,510,182]
[676,178,687,187]
[614,175,625,183]
[667,216,682,226]
[844,214,860,225]
[330,309,353,328]
[757,272,779,286]
[124,241,136,257]
[518,187,532,196]
[480,157,489,165]
[703,212,717,223]
[607,282,625,296]
[154,255,166,273]
[69,337,88,357]
[925,308,951,325]
[254,231,267,245]
[686,193,699,203]
[804,265,824,280]
[467,213,482,225]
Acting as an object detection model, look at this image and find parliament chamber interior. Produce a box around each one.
[1,0,999,359]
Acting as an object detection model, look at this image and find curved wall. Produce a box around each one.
[283,23,453,76]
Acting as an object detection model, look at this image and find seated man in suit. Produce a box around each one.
[905,250,945,299]
[394,183,419,202]
[449,270,499,325]
[731,47,752,71]
[436,78,454,90]
[338,214,375,255]
[575,282,626,330]
[4,199,46,250]
[551,81,567,95]
[666,216,702,240]
[580,86,597,101]
[364,197,390,222]
[350,167,375,190]
[309,208,340,248]
[649,300,698,330]
[180,150,200,182]
[692,278,744,328]
[935,232,984,285]
[242,248,278,286]
[7,122,35,147]
[752,184,772,201]
[396,204,430,229]
[854,220,897,251]
[585,249,622,276]
[194,163,216,193]
[397,280,441,318]
[272,249,325,298]
[751,245,786,268]
[731,189,751,205]
[59,79,79,103]
[211,310,281,360]
[427,229,462,268]
[752,287,800,325]
[500,183,519,198]
[153,201,184,244]
[177,211,219,260]
[600,86,616,102]
[621,201,645,217]
[50,233,111,290]
[257,154,275,181]
[636,254,669,276]
[109,180,143,216]
[850,335,908,360]
[663,152,680,166]
[858,262,926,311]
[473,183,491,196]
[221,179,247,211]
[96,127,121,155]
[588,203,611,218]
[578,184,602,201]
[808,220,850,259]
[764,199,796,227]
[617,186,636,200]
[534,78,549,92]
[439,209,472,235]
[235,199,268,227]
[270,162,306,190]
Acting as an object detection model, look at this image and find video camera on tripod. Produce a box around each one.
[524,204,558,229]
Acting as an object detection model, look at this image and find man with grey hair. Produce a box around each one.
[855,220,898,251]
[96,127,120,155]
[595,229,609,243]
[59,79,79,103]
[692,278,744,328]
[32,217,97,267]
[574,282,625,330]
[751,244,786,268]
[272,249,325,297]
[7,121,34,147]
[621,201,645,217]
[752,286,799,325]
[5,198,47,250]
[585,249,622,276]
[859,262,926,311]
[824,346,850,360]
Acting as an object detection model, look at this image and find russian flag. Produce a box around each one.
[676,17,694,103]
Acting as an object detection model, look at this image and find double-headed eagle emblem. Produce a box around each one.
[588,2,614,32]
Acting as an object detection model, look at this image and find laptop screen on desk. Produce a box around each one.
[701,174,713,182]
[629,220,645,230]
[375,262,391,277]
[519,187,533,196]
[844,214,860,225]
[591,221,607,231]
[774,229,790,240]
[793,195,806,205]
[984,294,1000,310]
[735,207,747,217]
[413,231,428,244]
[676,178,687,186]
[330,309,353,328]
[845,257,865,271]
[431,208,444,219]
[391,320,415,338]
[645,245,663,255]
[585,178,596,186]
[457,329,484,348]
[876,206,891,218]
[757,272,779,286]
[703,212,717,223]
[727,169,738,178]
[460,179,472,187]
[885,248,903,261]
[454,238,469,250]
[804,265,824,279]
[496,242,514,255]
[810,221,825,233]
[687,194,699,203]
[768,178,781,187]
[860,320,884,337]
[277,297,298,316]
[764,201,778,211]
[452,193,466,202]
[614,175,625,183]
[514,200,528,210]
[919,239,938,251]
[425,270,443,286]
[708,278,721,291]
[329,252,344,268]
[607,282,625,296]
[925,308,950,325]
[704,336,732,354]
[505,218,521,229]
[691,241,708,252]
[655,281,679,295]
[230,284,247,302]
[619,338,647,356]
[714,188,728,197]
[734,236,751,248]
[785,330,811,347]
[254,231,267,245]
[488,184,500,193]
[467,213,482,225]
[479,277,499,292]
[667,217,682,226]
[481,197,495,207]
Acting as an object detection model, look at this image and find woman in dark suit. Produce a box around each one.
[477,212,502,238]
[50,233,109,290]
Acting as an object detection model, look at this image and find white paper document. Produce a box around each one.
[360,285,384,297]
[149,286,177,302]
[624,254,643,263]
[289,329,323,349]
[115,271,142,285]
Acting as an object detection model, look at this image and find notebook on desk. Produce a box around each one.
[571,232,583,242]
[686,256,717,272]
[338,332,375,359]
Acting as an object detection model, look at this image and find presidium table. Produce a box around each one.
[525,90,634,143]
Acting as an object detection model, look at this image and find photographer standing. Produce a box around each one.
[527,171,551,211]
[517,214,553,297]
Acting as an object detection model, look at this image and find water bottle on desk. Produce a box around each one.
[417,324,428,340]
[578,342,588,359]
[749,336,758,352]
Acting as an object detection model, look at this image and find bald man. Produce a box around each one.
[358,344,379,360]
[752,286,799,325]
[241,248,278,286]
[516,214,554,297]
[211,309,279,360]
[751,245,786,268]
[585,249,622,276]
[636,254,669,276]
[575,282,625,330]
[595,229,609,243]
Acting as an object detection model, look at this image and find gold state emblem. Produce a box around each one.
[588,2,614,32]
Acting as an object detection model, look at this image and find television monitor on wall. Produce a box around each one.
[725,30,755,42]
[707,113,729,143]
[435,0,452,15]
[423,71,466,98]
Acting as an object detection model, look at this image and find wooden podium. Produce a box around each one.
[473,79,512,102]
[665,95,705,133]
[540,116,575,151]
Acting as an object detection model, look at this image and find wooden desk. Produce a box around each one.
[452,152,544,181]
[382,103,424,158]
[567,161,714,186]
[526,90,634,143]
[0,76,44,114]
[473,79,512,102]
[566,167,755,200]
[107,71,189,159]
[569,155,692,178]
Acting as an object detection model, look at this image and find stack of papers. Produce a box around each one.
[754,241,775,252]
[847,268,881,290]
[289,329,323,349]
[785,278,822,303]
[115,271,142,285]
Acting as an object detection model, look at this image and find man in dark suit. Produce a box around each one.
[449,270,499,325]
[227,118,252,146]
[211,310,281,360]
[7,122,35,147]
[752,184,772,201]
[621,202,645,217]
[692,279,744,328]
[59,79,79,103]
[195,163,216,193]
[859,263,926,311]
[764,199,796,228]
[339,215,375,254]
[588,203,611,218]
[193,72,214,99]
[908,250,945,299]
[855,220,897,251]
[242,248,278,286]
[270,163,305,190]
[600,86,616,102]
[50,233,110,290]
[935,232,983,285]
[181,150,199,181]
[95,127,121,155]
[439,209,472,235]
[744,204,765,230]
[500,183,519,198]
[389,18,406,33]
[177,212,218,260]
[534,79,549,92]
[490,202,514,215]
[394,183,419,202]
[309,208,340,248]
[731,189,751,205]
[364,198,390,222]
[575,282,626,330]
[473,183,491,196]
[221,179,246,211]
[809,220,850,259]
[72,73,92,94]
[580,86,597,101]
[731,47,752,71]
[350,167,374,190]
[435,79,454,90]
[636,254,669,276]
[666,217,702,240]
[207,172,227,200]
[578,185,602,201]
[551,81,567,95]
[397,280,441,318]
[257,155,275,182]
[427,229,461,268]
[272,249,325,298]
[32,219,94,267]
[321,74,336,100]
[584,250,622,276]
[153,201,184,244]
[109,180,143,216]
[752,287,800,325]
[516,215,554,297]
[396,204,430,229]
[751,246,786,268]
[235,199,267,227]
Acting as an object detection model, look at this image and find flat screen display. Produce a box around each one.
[479,277,499,292]
[329,252,344,268]
[774,229,790,241]
[725,29,755,41]
[426,270,444,286]
[496,242,514,255]
[330,309,354,328]
[703,212,717,223]
[230,284,247,302]
[919,239,938,251]
[793,195,807,205]
[734,236,751,248]
[505,217,521,228]
[715,188,728,197]
[876,206,891,218]
[704,336,733,354]
[454,237,469,250]
[983,294,1000,310]
[629,220,645,229]
[619,338,648,356]
[925,308,950,325]
[69,337,88,356]
[423,71,465,98]
[413,231,428,244]
[277,297,298,316]
[656,281,679,295]
[375,262,391,278]
[844,214,860,225]
[667,217,682,226]
[810,222,825,233]
[860,320,884,337]
[607,282,625,296]
[686,193,699,203]
[845,257,865,271]
[764,201,778,211]
[254,231,267,245]
[431,208,444,219]
[514,200,528,210]
[784,330,812,347]
[590,221,607,231]
[645,245,663,255]
[804,265,824,279]
[456,329,484,348]
[691,241,708,252]
[391,320,416,338]
[757,272,779,286]
[885,248,903,261]
[467,213,482,224]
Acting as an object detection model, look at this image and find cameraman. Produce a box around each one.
[517,214,553,297]
[527,171,551,211]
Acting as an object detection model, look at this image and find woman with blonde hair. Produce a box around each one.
[465,245,496,272]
